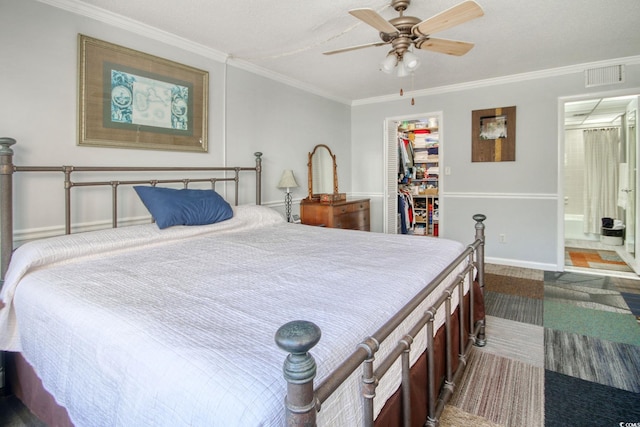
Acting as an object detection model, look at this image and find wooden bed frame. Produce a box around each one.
[0,136,486,426]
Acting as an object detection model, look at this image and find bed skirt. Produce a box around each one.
[8,351,74,427]
[376,281,485,425]
[8,282,484,427]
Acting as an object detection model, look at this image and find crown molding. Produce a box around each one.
[226,56,351,105]
[37,0,351,105]
[352,55,640,106]
[38,0,228,62]
[34,0,640,108]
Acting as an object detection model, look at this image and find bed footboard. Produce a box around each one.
[276,214,486,427]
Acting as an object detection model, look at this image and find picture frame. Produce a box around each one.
[471,106,516,162]
[78,34,208,152]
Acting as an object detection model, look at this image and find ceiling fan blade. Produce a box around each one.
[415,37,475,56]
[323,41,388,55]
[349,8,398,35]
[412,0,484,37]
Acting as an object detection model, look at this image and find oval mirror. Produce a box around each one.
[307,144,338,199]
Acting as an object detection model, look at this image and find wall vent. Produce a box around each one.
[584,64,625,88]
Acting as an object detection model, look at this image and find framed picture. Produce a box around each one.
[471,106,516,162]
[78,34,208,152]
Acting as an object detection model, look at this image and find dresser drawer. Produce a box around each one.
[348,200,369,213]
[335,212,369,230]
[301,198,370,231]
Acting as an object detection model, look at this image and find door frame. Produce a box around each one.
[557,88,640,271]
[383,111,443,234]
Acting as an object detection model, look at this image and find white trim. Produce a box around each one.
[36,0,640,108]
[444,192,557,200]
[557,97,567,270]
[37,0,351,105]
[226,57,351,105]
[485,256,556,273]
[353,56,640,106]
[38,0,228,62]
[557,87,640,273]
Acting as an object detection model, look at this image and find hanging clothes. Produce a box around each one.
[398,134,414,183]
[398,188,415,234]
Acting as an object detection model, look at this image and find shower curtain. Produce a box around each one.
[583,128,620,234]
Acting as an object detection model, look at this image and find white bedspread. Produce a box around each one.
[0,205,469,426]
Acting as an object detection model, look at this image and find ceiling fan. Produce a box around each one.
[324,0,484,75]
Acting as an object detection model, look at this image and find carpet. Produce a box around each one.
[565,247,633,272]
[545,370,640,427]
[544,300,640,346]
[544,328,640,392]
[482,315,544,368]
[449,351,544,427]
[440,405,504,427]
[484,291,543,325]
[484,273,544,299]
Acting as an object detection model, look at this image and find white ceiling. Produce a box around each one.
[51,0,640,102]
[565,96,637,128]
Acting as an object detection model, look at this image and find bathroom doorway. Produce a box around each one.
[563,93,640,275]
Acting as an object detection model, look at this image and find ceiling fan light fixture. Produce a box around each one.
[403,51,420,71]
[396,60,409,77]
[380,53,397,74]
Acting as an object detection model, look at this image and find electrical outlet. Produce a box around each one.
[499,233,506,243]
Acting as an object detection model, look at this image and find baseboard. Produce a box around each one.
[485,256,558,273]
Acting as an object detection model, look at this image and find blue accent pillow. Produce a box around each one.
[134,186,233,229]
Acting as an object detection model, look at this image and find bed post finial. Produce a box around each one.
[275,320,321,426]
[254,152,262,205]
[0,137,16,155]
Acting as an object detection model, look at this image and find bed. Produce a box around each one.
[0,137,486,426]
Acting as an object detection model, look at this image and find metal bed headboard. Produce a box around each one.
[0,137,263,284]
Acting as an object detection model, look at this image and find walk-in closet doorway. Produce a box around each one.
[383,111,443,235]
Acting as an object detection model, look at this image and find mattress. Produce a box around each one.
[0,205,470,426]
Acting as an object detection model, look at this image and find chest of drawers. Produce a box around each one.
[300,198,370,231]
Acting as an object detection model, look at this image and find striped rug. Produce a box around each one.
[449,350,544,427]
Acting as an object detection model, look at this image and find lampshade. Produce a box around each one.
[403,51,420,71]
[396,60,409,77]
[380,53,397,74]
[277,169,298,189]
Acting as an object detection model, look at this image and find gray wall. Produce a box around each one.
[351,68,640,270]
[0,0,350,232]
[2,0,639,271]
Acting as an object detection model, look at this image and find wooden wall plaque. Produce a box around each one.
[471,106,516,162]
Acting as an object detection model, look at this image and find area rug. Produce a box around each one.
[565,247,633,272]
